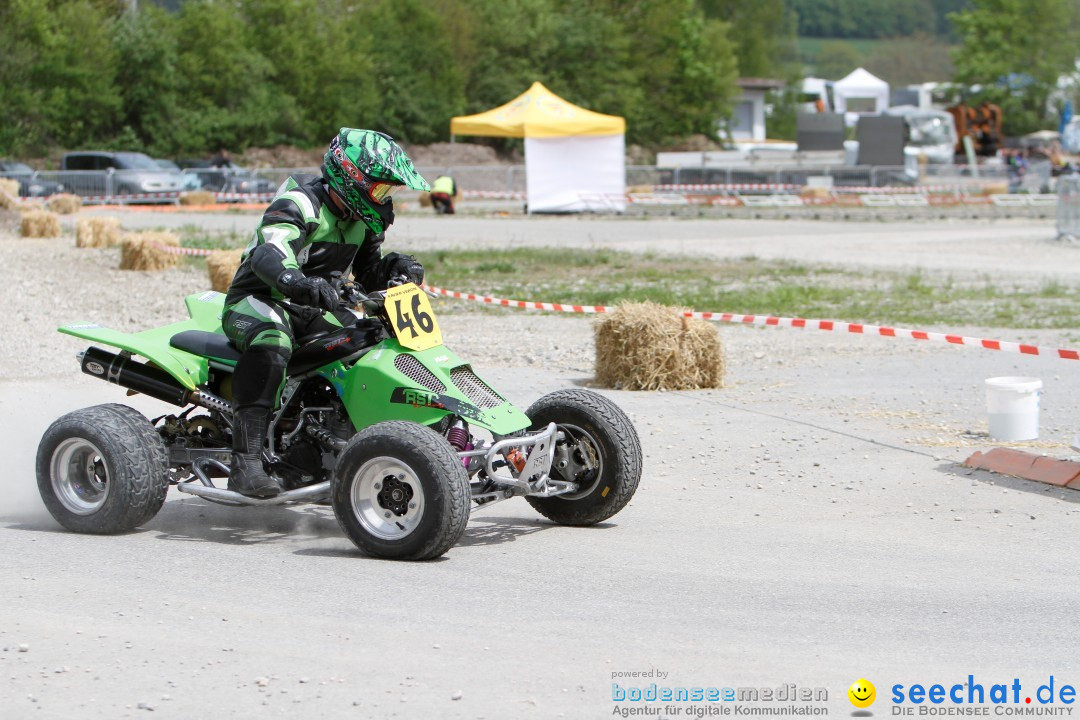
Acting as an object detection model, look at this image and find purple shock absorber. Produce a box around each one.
[447,425,469,451]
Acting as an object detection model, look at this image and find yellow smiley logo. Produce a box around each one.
[848,679,876,708]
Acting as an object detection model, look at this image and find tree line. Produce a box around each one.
[789,0,971,40]
[0,0,742,159]
[0,0,1075,159]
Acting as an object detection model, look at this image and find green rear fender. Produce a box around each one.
[340,340,530,435]
[58,291,228,391]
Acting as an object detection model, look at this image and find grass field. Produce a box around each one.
[173,225,1079,332]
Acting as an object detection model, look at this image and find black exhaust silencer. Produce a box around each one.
[80,347,189,406]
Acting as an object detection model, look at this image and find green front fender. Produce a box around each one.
[340,339,531,436]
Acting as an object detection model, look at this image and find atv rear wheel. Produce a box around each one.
[332,421,470,560]
[36,404,170,533]
[525,390,642,526]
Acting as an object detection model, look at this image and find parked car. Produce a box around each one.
[153,158,203,191]
[0,160,65,197]
[177,159,277,196]
[60,151,184,197]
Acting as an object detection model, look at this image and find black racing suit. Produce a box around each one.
[222,173,410,411]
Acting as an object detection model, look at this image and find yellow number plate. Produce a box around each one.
[383,283,443,352]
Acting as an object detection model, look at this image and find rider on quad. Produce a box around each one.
[222,128,430,498]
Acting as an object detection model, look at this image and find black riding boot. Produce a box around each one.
[228,406,281,497]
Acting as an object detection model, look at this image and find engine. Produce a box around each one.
[272,379,353,490]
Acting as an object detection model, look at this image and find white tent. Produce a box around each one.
[450,82,626,213]
[833,68,890,117]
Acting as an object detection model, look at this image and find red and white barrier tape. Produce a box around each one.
[421,284,1080,362]
[655,183,799,192]
[137,244,1075,361]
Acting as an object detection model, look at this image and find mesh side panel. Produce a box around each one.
[450,366,503,409]
[394,354,446,394]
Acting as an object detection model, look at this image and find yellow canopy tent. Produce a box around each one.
[450,81,625,139]
[450,82,626,212]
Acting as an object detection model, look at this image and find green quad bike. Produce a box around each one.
[36,278,642,560]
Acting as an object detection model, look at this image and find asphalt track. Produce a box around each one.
[3,317,1080,718]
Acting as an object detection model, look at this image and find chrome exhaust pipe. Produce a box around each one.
[176,480,331,506]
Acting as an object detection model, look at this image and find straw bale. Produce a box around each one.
[75,217,122,248]
[20,210,61,238]
[119,232,181,271]
[206,249,243,292]
[799,186,831,199]
[45,193,82,214]
[0,183,19,211]
[594,302,724,391]
[179,190,217,206]
[16,200,44,213]
[419,192,433,207]
[981,181,1009,196]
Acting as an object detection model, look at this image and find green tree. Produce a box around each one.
[617,0,739,143]
[363,0,465,143]
[865,33,954,87]
[111,5,181,155]
[170,0,280,154]
[950,0,1080,134]
[814,40,860,79]
[698,0,798,78]
[0,0,122,156]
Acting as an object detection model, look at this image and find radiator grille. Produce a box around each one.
[394,354,446,394]
[450,366,504,409]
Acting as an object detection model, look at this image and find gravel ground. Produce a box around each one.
[5,211,1080,717]
[4,219,1078,455]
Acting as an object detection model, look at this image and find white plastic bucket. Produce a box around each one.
[985,376,1042,441]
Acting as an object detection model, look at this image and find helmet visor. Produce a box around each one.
[368,181,400,205]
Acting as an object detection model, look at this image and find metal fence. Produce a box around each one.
[0,162,1058,203]
[1058,175,1080,242]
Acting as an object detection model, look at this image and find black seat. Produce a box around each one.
[170,330,243,364]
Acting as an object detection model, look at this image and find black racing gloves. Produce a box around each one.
[277,269,339,311]
[381,252,425,286]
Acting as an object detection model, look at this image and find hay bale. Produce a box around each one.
[799,186,831,199]
[418,192,432,208]
[75,217,122,248]
[45,193,82,214]
[594,302,724,391]
[15,199,44,213]
[19,210,61,238]
[119,231,181,271]
[0,179,19,211]
[206,249,243,292]
[179,190,217,206]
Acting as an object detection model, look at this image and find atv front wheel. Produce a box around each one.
[525,390,642,525]
[36,404,170,533]
[332,421,471,560]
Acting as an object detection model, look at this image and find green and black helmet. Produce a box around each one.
[321,128,430,233]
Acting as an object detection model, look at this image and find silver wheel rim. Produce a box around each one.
[51,438,111,515]
[553,423,604,500]
[350,456,425,541]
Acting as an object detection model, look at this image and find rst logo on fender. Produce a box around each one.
[403,388,435,406]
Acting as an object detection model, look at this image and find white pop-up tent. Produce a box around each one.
[450,82,626,213]
[833,67,890,118]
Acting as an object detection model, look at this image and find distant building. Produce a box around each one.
[727,78,785,142]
